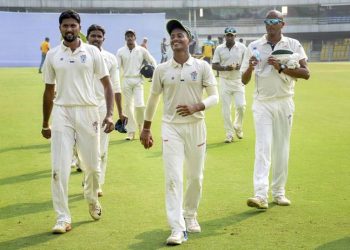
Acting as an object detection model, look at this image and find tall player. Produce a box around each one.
[41,10,114,233]
[241,10,310,209]
[140,20,219,245]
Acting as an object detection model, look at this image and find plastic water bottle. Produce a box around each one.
[252,47,261,61]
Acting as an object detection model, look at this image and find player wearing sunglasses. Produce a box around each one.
[241,10,310,210]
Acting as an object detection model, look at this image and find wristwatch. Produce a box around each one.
[279,64,286,74]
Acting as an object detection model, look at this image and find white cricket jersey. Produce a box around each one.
[94,49,121,106]
[240,35,307,101]
[43,40,109,106]
[151,56,217,124]
[116,45,157,78]
[212,42,247,81]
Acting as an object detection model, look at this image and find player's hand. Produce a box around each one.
[102,116,114,133]
[249,56,259,69]
[41,128,51,139]
[119,114,128,124]
[176,104,197,116]
[267,56,280,70]
[226,65,234,71]
[140,129,153,149]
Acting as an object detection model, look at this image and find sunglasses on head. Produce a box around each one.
[264,18,283,25]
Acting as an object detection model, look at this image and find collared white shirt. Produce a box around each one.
[241,34,307,101]
[94,49,121,106]
[151,56,217,124]
[212,42,247,80]
[43,40,109,106]
[116,44,157,78]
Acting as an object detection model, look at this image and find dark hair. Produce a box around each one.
[59,10,81,24]
[87,24,105,37]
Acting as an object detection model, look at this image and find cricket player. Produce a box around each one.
[41,10,115,233]
[140,20,219,245]
[75,24,126,197]
[116,29,157,140]
[241,10,310,209]
[212,27,247,143]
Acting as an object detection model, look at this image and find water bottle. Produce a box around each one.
[252,47,261,61]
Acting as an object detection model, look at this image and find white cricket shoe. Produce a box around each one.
[89,201,102,220]
[247,196,268,209]
[52,221,72,234]
[125,132,135,141]
[224,135,234,143]
[234,127,243,139]
[273,196,291,206]
[166,231,188,245]
[185,217,201,233]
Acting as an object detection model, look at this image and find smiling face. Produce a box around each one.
[265,10,284,37]
[59,18,80,43]
[87,30,104,49]
[170,28,190,52]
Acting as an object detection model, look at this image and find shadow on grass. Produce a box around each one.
[315,236,350,250]
[128,209,264,249]
[0,193,83,220]
[0,220,91,250]
[0,143,50,154]
[0,170,51,186]
[206,141,230,149]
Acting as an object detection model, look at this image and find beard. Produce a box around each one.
[63,33,78,43]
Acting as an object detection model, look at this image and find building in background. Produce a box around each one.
[1,0,349,62]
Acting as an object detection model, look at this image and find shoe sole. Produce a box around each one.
[187,229,201,233]
[247,200,268,209]
[273,200,291,206]
[52,225,72,234]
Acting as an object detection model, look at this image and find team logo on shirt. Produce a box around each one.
[80,55,87,63]
[190,71,198,81]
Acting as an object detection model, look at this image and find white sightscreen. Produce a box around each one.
[0,11,166,67]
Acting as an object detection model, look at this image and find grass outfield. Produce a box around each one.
[0,62,349,249]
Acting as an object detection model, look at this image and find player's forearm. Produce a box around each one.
[104,86,114,117]
[143,120,152,130]
[212,63,226,71]
[114,92,123,118]
[282,67,310,80]
[42,86,54,127]
[242,67,254,85]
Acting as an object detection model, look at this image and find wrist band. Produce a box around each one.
[143,128,151,131]
[42,127,50,130]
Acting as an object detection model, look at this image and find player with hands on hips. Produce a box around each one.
[41,10,114,234]
[140,19,218,245]
[241,9,310,210]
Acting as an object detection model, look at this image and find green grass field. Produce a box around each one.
[0,63,349,249]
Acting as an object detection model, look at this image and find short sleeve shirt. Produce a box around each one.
[116,45,157,78]
[151,56,217,124]
[43,40,109,106]
[95,49,121,106]
[212,42,247,80]
[240,35,307,101]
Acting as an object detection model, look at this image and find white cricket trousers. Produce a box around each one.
[51,105,101,224]
[252,97,294,199]
[122,77,145,133]
[220,78,246,137]
[98,104,109,186]
[161,120,207,232]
